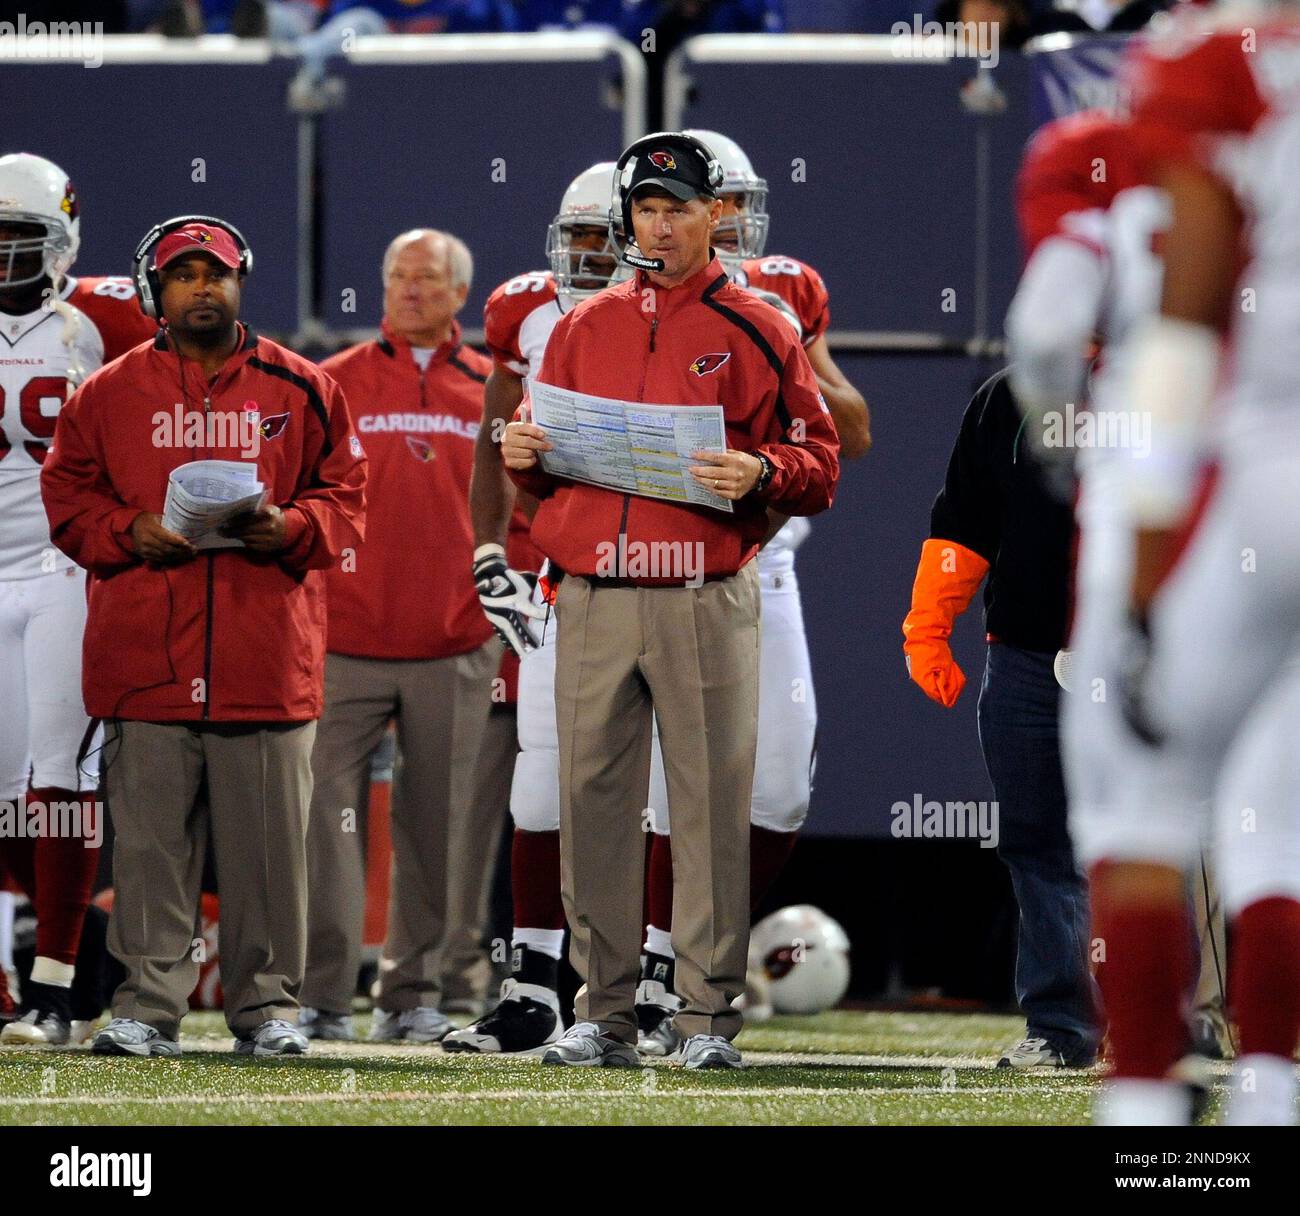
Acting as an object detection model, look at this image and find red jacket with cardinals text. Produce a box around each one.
[40,326,368,722]
[320,320,494,660]
[507,258,840,582]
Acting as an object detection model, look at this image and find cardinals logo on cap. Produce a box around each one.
[690,352,730,377]
[259,412,290,441]
[196,228,213,244]
[648,150,677,171]
[406,435,435,463]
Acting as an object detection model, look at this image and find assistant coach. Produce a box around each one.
[503,132,839,1069]
[41,218,367,1058]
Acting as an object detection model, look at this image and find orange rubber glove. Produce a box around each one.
[901,538,990,708]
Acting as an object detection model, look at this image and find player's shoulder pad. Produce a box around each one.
[739,254,829,336]
[484,270,558,323]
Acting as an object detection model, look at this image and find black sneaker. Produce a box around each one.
[441,978,562,1054]
[0,980,72,1047]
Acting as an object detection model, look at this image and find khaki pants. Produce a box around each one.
[104,719,316,1038]
[554,566,760,1044]
[302,645,497,1014]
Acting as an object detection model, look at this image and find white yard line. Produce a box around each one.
[0,1085,1072,1108]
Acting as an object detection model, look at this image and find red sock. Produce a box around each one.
[31,789,102,966]
[510,829,565,931]
[1091,863,1192,1080]
[646,833,674,933]
[1232,896,1300,1058]
[750,825,797,912]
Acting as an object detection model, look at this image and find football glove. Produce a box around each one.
[473,543,546,658]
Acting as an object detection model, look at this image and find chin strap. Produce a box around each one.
[46,273,87,395]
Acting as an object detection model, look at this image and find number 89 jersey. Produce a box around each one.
[0,303,103,580]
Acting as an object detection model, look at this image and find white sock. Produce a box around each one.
[1096,1079,1192,1126]
[512,927,564,960]
[644,925,674,959]
[1224,1054,1298,1126]
[0,891,14,971]
[31,956,75,988]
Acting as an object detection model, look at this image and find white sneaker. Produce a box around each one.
[541,1021,640,1067]
[299,1007,355,1041]
[234,1019,309,1056]
[369,1006,452,1044]
[91,1017,182,1058]
[677,1033,743,1070]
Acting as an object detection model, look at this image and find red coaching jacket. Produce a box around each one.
[508,257,840,582]
[320,320,494,660]
[41,326,368,722]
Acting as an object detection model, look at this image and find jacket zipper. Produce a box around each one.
[618,309,660,563]
[202,393,214,720]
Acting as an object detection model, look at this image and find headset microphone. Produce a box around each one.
[621,248,664,272]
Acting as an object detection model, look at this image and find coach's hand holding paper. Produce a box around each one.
[160,459,267,551]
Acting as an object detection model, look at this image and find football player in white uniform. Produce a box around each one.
[0,153,153,1046]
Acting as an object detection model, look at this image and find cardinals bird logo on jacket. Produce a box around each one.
[258,412,290,440]
[690,352,730,377]
[405,435,436,463]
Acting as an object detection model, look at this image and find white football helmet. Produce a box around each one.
[684,128,769,274]
[546,161,630,305]
[749,905,851,1016]
[0,153,80,290]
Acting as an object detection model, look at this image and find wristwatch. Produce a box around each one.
[752,452,775,496]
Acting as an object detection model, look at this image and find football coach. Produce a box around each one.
[503,133,840,1069]
[41,217,367,1058]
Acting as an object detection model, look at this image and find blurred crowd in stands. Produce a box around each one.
[3,0,1177,40]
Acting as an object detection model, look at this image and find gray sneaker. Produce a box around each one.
[91,1017,182,1058]
[635,979,682,1058]
[369,1006,452,1044]
[996,1037,1067,1069]
[299,1007,355,1041]
[541,1021,640,1067]
[234,1018,309,1056]
[677,1033,743,1070]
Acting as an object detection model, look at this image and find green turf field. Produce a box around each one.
[0,1009,1244,1126]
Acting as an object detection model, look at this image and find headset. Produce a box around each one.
[131,214,253,319]
[611,132,725,272]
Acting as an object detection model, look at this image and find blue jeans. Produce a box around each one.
[977,642,1101,1061]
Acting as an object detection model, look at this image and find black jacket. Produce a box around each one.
[929,368,1075,653]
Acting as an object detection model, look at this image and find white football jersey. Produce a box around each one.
[0,305,103,580]
[519,298,564,380]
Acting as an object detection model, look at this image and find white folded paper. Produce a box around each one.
[161,460,267,551]
[527,380,733,513]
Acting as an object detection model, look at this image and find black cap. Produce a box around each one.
[621,135,720,207]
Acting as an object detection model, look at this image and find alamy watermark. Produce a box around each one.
[891,794,999,849]
[0,793,102,848]
[1041,403,1151,457]
[594,537,705,588]
[0,15,104,68]
[890,16,1000,69]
